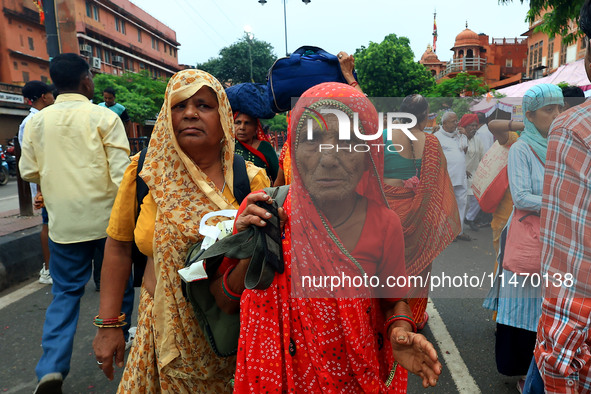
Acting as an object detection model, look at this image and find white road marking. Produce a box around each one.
[426,299,481,393]
[0,281,47,311]
[0,195,18,201]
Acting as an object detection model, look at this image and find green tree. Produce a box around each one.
[428,72,489,97]
[197,35,277,84]
[261,114,287,132]
[93,70,168,123]
[500,0,585,44]
[354,34,436,99]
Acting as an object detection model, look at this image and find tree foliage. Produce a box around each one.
[500,0,585,44]
[93,70,168,124]
[428,72,489,97]
[197,36,277,84]
[354,34,436,98]
[261,114,287,132]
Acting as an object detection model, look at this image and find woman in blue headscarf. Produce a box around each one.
[486,84,563,381]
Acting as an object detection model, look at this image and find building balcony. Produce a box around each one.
[491,37,528,45]
[437,57,487,80]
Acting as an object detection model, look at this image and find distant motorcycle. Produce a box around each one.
[0,150,8,186]
[3,143,17,177]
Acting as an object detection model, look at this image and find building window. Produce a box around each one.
[41,76,48,83]
[93,4,99,21]
[22,71,30,82]
[13,61,18,70]
[28,37,34,50]
[137,28,142,43]
[151,37,159,51]
[20,35,24,47]
[505,58,513,67]
[86,2,92,17]
[95,46,102,61]
[560,43,567,65]
[115,17,126,34]
[104,50,110,64]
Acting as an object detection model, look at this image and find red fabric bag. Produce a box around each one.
[502,209,542,275]
[472,141,510,213]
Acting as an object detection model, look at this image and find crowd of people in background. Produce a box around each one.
[12,1,591,393]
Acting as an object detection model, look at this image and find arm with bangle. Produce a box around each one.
[93,236,133,380]
[381,299,441,388]
[210,191,288,314]
[338,51,364,94]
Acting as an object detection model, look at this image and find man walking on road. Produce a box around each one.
[18,81,55,285]
[436,111,471,241]
[19,53,130,394]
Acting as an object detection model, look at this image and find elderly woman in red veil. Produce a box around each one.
[215,83,441,392]
[382,95,461,329]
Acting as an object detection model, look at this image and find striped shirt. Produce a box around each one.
[534,101,591,393]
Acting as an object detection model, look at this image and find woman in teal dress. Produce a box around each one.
[234,112,279,182]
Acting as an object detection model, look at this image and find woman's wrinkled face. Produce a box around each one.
[525,104,561,138]
[295,114,366,202]
[234,113,258,143]
[171,86,224,155]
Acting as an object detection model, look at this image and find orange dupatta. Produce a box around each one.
[383,134,461,323]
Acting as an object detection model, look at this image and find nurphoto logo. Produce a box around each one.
[305,107,418,153]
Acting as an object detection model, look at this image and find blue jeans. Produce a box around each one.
[524,356,545,394]
[35,238,135,379]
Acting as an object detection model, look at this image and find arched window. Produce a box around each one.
[467,49,474,58]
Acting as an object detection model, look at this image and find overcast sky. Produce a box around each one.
[132,0,531,66]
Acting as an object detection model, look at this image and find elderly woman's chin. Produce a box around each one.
[306,180,358,203]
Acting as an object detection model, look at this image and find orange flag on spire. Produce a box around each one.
[33,0,45,24]
[433,11,437,53]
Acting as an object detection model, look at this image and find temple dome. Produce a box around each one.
[420,45,440,63]
[454,28,480,48]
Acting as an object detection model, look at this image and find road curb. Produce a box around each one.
[0,225,42,292]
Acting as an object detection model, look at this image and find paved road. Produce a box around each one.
[0,226,524,393]
[0,178,19,212]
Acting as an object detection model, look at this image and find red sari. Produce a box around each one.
[383,134,461,325]
[234,83,409,393]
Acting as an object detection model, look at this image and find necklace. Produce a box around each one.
[332,195,360,228]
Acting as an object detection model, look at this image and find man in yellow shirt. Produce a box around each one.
[19,53,131,394]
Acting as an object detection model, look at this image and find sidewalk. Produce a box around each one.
[0,209,43,292]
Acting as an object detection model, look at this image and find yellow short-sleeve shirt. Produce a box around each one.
[106,155,270,257]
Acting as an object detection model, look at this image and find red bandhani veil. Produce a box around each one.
[234,83,408,393]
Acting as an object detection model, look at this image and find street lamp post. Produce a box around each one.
[258,0,311,57]
[244,26,254,82]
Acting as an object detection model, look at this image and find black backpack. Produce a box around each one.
[130,148,251,286]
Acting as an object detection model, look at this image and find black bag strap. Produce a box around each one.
[131,147,149,287]
[136,147,149,213]
[232,154,250,205]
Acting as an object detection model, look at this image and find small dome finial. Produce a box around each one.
[466,20,468,29]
